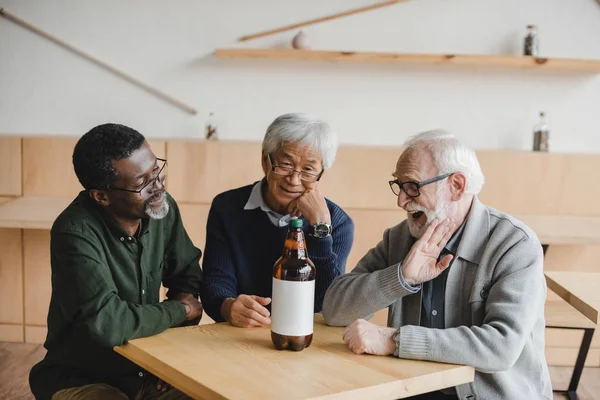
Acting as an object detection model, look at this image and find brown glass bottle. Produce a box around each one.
[271,217,316,351]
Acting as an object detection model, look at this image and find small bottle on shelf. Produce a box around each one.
[532,111,550,152]
[205,112,219,141]
[524,25,539,56]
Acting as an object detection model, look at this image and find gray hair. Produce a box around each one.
[404,129,485,195]
[262,113,338,170]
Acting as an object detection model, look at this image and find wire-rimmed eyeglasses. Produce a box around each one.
[268,154,324,182]
[111,158,167,196]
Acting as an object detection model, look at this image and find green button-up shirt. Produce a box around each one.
[30,191,202,400]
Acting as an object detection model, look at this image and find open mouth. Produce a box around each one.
[148,191,165,205]
[412,211,424,220]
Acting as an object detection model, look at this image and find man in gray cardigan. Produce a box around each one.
[322,130,552,399]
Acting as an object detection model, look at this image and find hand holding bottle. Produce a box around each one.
[221,295,272,328]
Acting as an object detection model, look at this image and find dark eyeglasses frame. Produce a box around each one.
[388,172,453,198]
[111,158,167,195]
[268,153,324,182]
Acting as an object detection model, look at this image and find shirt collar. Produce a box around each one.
[444,218,466,255]
[80,190,152,240]
[244,179,291,227]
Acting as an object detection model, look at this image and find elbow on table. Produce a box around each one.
[87,322,128,348]
[322,303,354,327]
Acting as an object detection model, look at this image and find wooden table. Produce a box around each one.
[115,316,474,400]
[545,271,600,324]
[544,271,600,400]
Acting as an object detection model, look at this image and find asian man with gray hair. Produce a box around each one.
[201,113,354,328]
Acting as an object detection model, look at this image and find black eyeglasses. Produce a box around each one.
[111,158,167,196]
[268,154,324,182]
[389,172,453,198]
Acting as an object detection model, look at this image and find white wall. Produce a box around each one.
[1,0,599,152]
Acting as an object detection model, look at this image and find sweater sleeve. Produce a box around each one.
[305,204,354,313]
[200,199,238,322]
[396,237,546,373]
[322,227,418,326]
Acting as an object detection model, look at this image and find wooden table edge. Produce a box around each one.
[114,342,227,400]
[545,272,599,324]
[115,337,474,400]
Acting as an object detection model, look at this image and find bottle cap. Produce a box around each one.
[527,24,537,29]
[289,217,303,228]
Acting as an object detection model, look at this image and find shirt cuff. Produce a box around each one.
[393,328,401,357]
[396,262,421,293]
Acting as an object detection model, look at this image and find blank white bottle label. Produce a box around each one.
[271,278,315,336]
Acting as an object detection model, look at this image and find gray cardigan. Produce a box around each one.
[323,197,552,400]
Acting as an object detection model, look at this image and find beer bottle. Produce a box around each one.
[271,217,316,351]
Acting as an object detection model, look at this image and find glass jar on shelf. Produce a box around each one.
[524,25,539,56]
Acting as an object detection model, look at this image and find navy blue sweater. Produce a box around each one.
[200,184,354,322]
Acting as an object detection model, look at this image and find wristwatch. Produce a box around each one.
[311,222,332,238]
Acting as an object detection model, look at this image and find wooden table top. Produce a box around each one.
[114,316,474,400]
[545,271,600,324]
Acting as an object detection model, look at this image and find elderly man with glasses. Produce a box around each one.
[322,130,552,400]
[200,113,354,328]
[30,124,202,400]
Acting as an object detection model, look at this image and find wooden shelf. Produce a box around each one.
[0,196,71,230]
[215,48,600,72]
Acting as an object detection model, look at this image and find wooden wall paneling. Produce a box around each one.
[477,151,600,216]
[178,203,211,250]
[0,197,16,205]
[25,326,48,344]
[167,140,263,204]
[147,140,166,159]
[22,137,81,197]
[544,245,600,272]
[320,145,401,210]
[343,208,406,270]
[0,324,24,342]
[0,137,22,196]
[0,229,23,326]
[546,328,600,349]
[22,138,165,198]
[23,230,52,327]
[546,348,599,367]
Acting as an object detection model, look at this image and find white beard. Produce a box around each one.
[406,184,451,239]
[145,197,170,220]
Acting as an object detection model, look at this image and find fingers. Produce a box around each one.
[239,309,270,326]
[419,218,439,242]
[428,218,452,246]
[242,296,271,318]
[251,295,272,306]
[230,295,271,327]
[343,320,366,354]
[288,199,303,217]
[437,254,454,271]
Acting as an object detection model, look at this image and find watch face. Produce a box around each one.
[314,223,331,237]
